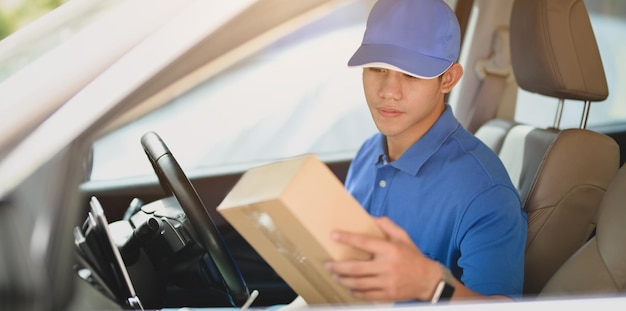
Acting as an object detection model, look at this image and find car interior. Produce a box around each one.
[1,0,626,310]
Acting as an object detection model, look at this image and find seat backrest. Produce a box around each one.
[540,163,626,296]
[476,0,620,295]
[474,118,517,154]
[514,128,618,294]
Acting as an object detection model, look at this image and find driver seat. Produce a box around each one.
[539,163,626,296]
[474,0,621,295]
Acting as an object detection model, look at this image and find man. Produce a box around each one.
[325,0,527,303]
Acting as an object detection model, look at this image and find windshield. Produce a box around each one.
[90,0,378,181]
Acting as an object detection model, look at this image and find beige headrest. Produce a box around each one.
[510,0,608,101]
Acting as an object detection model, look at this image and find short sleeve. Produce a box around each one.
[456,185,527,297]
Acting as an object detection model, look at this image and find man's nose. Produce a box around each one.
[378,73,402,100]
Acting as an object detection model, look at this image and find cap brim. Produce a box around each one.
[348,44,453,79]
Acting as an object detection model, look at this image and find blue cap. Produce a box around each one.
[348,0,461,79]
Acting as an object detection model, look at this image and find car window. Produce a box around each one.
[90,0,379,181]
[0,0,121,82]
[514,0,626,130]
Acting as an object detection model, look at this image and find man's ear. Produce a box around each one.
[441,63,463,93]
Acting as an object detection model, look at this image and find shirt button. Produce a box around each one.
[379,180,387,188]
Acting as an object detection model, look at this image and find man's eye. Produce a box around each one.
[368,67,386,73]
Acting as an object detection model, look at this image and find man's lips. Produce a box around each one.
[377,107,402,118]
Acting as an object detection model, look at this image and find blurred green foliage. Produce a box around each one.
[0,0,67,40]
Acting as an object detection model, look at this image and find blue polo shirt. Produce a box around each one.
[345,105,527,298]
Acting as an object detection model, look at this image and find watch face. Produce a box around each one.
[441,281,455,300]
[432,263,455,303]
[431,280,454,303]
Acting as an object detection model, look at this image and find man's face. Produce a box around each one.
[362,67,446,143]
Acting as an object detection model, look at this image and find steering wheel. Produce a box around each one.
[140,131,249,306]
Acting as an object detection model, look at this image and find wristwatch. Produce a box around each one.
[431,263,455,303]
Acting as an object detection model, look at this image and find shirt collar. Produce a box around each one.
[372,104,461,175]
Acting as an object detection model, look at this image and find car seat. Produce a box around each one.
[539,163,626,296]
[474,0,620,295]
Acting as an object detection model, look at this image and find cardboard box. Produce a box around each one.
[216,154,384,305]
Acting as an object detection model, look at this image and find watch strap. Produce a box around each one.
[431,263,455,303]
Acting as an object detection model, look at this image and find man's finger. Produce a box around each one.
[331,273,383,292]
[331,230,388,255]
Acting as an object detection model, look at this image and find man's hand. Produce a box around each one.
[325,217,441,302]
